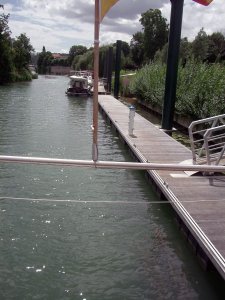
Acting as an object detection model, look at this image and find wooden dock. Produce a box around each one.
[91,81,110,95]
[98,95,225,280]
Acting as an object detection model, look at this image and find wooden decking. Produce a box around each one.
[98,95,225,280]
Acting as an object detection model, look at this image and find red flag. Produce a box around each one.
[192,0,213,6]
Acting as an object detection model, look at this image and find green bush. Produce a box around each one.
[129,61,225,119]
[176,61,225,118]
[11,68,32,82]
[129,63,166,107]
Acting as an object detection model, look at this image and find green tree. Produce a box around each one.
[140,9,168,62]
[154,38,191,65]
[154,43,168,64]
[73,50,93,71]
[191,28,209,62]
[130,31,144,67]
[13,33,34,70]
[119,41,130,57]
[37,46,53,74]
[179,37,192,66]
[68,45,87,65]
[52,58,69,66]
[0,10,13,83]
[207,32,225,63]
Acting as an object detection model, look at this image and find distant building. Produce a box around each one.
[52,53,69,60]
[50,53,71,75]
[50,66,72,75]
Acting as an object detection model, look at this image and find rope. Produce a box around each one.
[1,196,225,204]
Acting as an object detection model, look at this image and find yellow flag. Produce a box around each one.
[100,0,119,21]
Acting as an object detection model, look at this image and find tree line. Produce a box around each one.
[0,7,34,84]
[58,9,225,74]
[2,6,225,82]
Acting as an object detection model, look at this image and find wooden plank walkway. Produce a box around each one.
[98,95,225,280]
[98,81,107,94]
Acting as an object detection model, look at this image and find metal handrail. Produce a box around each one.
[0,155,225,172]
[204,124,225,165]
[188,114,225,166]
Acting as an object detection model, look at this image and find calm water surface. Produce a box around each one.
[0,76,224,299]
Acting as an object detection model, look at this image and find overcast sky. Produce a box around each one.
[1,0,225,53]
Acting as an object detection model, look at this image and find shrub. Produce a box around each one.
[129,61,225,119]
[129,63,166,107]
[176,61,225,118]
[11,68,32,82]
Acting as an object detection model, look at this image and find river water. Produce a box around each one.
[0,76,224,299]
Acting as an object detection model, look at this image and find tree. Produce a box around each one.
[154,43,168,64]
[68,45,88,65]
[73,50,93,71]
[37,46,53,74]
[113,41,130,57]
[154,38,191,66]
[179,37,192,66]
[0,10,14,83]
[13,33,34,70]
[207,32,225,63]
[130,31,144,67]
[191,28,209,62]
[140,9,168,62]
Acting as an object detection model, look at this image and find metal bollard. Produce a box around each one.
[128,105,135,136]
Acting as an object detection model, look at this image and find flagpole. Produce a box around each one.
[92,0,100,162]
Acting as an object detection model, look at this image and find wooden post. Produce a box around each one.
[114,40,122,99]
[103,50,108,80]
[161,0,184,131]
[107,46,113,93]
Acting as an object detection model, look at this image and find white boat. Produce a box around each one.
[65,75,91,96]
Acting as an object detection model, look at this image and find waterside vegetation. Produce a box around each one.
[0,9,35,84]
[1,5,225,122]
[129,61,225,120]
[67,9,225,121]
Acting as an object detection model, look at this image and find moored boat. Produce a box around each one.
[65,75,92,96]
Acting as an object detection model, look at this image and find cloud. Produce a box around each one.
[2,0,225,53]
[182,0,225,39]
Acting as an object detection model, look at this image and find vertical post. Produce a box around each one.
[114,40,122,99]
[102,50,108,92]
[128,105,135,136]
[103,50,108,80]
[107,46,113,93]
[93,0,100,161]
[161,0,184,131]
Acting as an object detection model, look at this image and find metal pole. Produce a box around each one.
[0,155,225,173]
[93,0,100,161]
[161,0,184,131]
[114,40,122,99]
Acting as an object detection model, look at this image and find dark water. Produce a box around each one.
[0,76,224,299]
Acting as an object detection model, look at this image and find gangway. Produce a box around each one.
[188,114,225,170]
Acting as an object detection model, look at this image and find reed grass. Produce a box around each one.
[127,61,225,119]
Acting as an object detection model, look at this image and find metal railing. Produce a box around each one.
[0,155,225,173]
[188,114,225,167]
